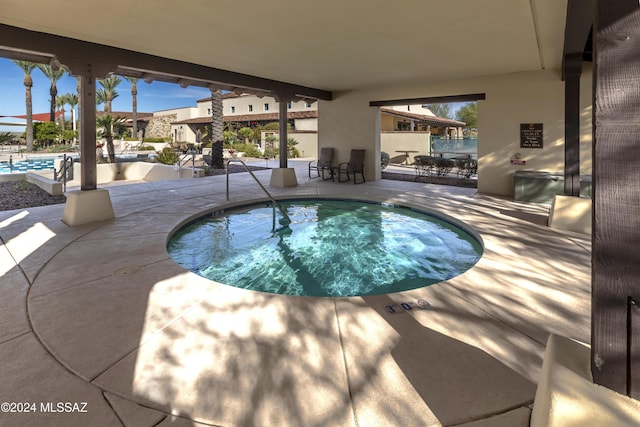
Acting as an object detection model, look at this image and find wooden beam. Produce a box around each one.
[592,0,640,398]
[0,23,332,101]
[562,0,595,79]
[370,93,485,107]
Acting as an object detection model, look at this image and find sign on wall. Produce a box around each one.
[520,123,543,148]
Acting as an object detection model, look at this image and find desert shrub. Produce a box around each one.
[381,151,390,170]
[156,147,180,165]
[232,143,262,158]
[143,137,172,143]
[44,144,75,153]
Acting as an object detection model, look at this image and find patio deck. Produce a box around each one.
[0,160,591,426]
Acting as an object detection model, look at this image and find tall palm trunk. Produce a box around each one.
[49,85,57,123]
[210,89,224,168]
[25,78,34,152]
[125,77,139,139]
[13,61,37,153]
[76,77,81,144]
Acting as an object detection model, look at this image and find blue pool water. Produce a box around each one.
[0,157,56,174]
[168,199,483,297]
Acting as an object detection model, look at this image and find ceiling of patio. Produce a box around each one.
[0,0,567,92]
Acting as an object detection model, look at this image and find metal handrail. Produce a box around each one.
[226,158,291,226]
[53,154,74,192]
[175,150,196,178]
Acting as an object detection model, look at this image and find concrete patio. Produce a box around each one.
[0,162,591,426]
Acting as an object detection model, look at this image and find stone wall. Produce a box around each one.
[146,114,176,139]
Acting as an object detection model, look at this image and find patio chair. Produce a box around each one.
[434,157,454,176]
[308,147,334,180]
[455,157,477,179]
[338,149,366,184]
[414,155,435,179]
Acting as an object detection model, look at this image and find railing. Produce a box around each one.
[175,150,196,178]
[226,158,291,227]
[53,154,74,192]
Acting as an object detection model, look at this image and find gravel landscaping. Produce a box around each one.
[0,180,67,211]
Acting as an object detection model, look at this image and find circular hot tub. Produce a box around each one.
[168,198,483,297]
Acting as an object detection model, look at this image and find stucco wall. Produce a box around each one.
[318,68,593,197]
[381,132,431,164]
[261,130,318,158]
[288,131,317,158]
[294,118,318,131]
[210,94,318,116]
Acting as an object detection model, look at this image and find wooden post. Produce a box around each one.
[564,53,582,196]
[592,0,640,398]
[275,92,292,169]
[78,67,97,191]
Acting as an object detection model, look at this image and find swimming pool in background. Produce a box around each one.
[0,156,58,174]
[168,199,483,297]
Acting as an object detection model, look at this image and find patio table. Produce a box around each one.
[395,150,419,165]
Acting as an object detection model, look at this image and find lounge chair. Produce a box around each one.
[338,149,366,184]
[308,147,334,180]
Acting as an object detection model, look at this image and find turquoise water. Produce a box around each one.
[168,199,482,297]
[0,157,56,173]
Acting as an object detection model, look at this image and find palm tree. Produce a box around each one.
[98,75,121,113]
[64,93,79,142]
[55,94,67,130]
[210,89,224,168]
[12,60,37,152]
[96,88,107,111]
[124,76,139,139]
[76,77,81,136]
[96,114,125,163]
[37,64,66,122]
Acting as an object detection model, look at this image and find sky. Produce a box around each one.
[0,56,469,133]
[0,57,211,132]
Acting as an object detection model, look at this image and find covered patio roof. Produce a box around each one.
[3,0,640,422]
[0,0,566,94]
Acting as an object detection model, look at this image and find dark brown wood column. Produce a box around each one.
[592,0,640,398]
[564,53,582,196]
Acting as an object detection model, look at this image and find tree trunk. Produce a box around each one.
[25,84,33,152]
[49,85,56,123]
[76,77,81,148]
[131,83,138,139]
[106,135,115,163]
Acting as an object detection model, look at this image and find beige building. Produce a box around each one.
[168,95,465,164]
